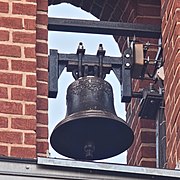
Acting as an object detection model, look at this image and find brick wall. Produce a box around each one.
[126,1,161,168]
[161,0,180,169]
[0,0,49,159]
[0,0,37,158]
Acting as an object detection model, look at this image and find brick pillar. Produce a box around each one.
[161,0,180,169]
[36,0,49,157]
[126,1,161,167]
[0,0,37,158]
[0,0,49,159]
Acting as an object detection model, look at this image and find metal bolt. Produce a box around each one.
[84,141,95,160]
[78,42,84,49]
[125,62,131,67]
[125,53,130,58]
[25,166,30,170]
[98,44,103,51]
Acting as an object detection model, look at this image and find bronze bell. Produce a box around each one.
[50,76,134,160]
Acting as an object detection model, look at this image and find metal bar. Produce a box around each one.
[121,48,133,103]
[48,17,161,39]
[58,53,122,66]
[48,49,59,98]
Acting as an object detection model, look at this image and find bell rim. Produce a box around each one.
[50,110,134,160]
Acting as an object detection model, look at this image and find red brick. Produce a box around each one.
[141,146,156,158]
[177,140,180,160]
[37,112,48,125]
[110,2,123,21]
[37,97,48,110]
[37,82,48,96]
[36,28,48,40]
[36,42,48,54]
[121,2,135,22]
[24,47,36,58]
[81,0,93,13]
[27,0,36,2]
[0,72,22,85]
[37,0,48,11]
[161,15,166,31]
[0,117,8,128]
[140,160,156,168]
[137,0,160,6]
[166,0,174,21]
[141,131,156,143]
[25,103,36,116]
[0,44,21,57]
[137,5,160,17]
[11,118,36,130]
[37,141,48,153]
[0,2,9,13]
[36,14,48,25]
[172,69,180,100]
[11,60,36,72]
[0,146,8,156]
[11,147,36,159]
[128,10,136,23]
[13,32,36,44]
[166,123,171,143]
[174,82,180,104]
[26,74,36,87]
[163,21,172,46]
[174,48,180,69]
[0,17,22,29]
[0,30,9,41]
[24,133,36,145]
[37,56,48,69]
[37,126,48,139]
[0,59,8,70]
[172,1,180,18]
[0,87,8,98]
[24,19,36,30]
[12,3,36,16]
[100,4,113,21]
[0,131,22,144]
[135,16,161,25]
[0,101,22,115]
[140,119,156,129]
[11,88,36,102]
[37,70,48,82]
[171,97,180,126]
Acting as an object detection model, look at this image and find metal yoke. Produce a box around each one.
[48,45,133,103]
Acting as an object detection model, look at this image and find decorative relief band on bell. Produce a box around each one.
[68,77,112,96]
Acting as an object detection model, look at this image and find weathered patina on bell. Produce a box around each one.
[50,76,134,160]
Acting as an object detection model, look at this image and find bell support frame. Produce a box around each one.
[48,17,164,119]
[48,46,133,103]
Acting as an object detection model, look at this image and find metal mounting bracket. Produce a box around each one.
[48,46,133,103]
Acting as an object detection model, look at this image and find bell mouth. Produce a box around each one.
[50,110,134,160]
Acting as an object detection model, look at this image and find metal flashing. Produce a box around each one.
[38,157,180,179]
[0,157,180,179]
